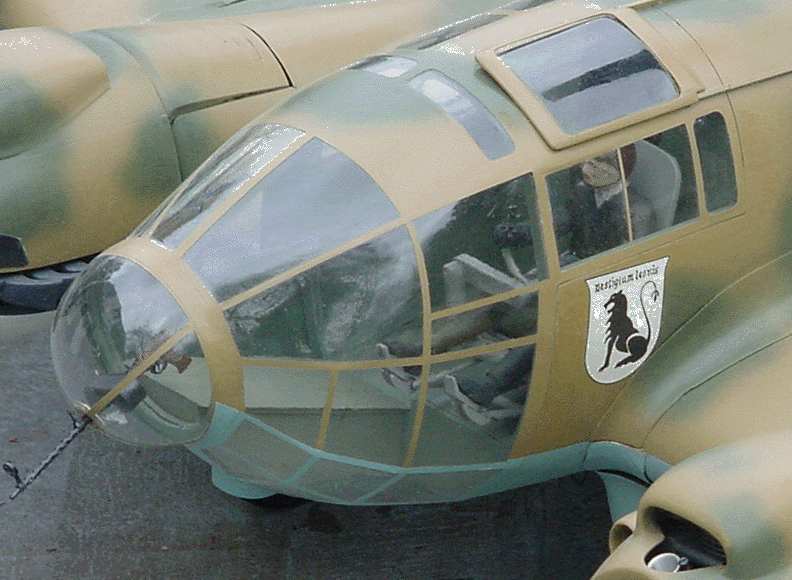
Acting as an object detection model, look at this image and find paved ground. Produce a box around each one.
[0,329,610,580]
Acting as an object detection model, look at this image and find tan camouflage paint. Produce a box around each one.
[19,0,792,576]
[0,0,398,32]
[85,0,787,460]
[592,430,792,579]
[0,0,510,279]
[191,0,792,559]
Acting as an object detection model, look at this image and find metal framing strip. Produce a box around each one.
[402,222,433,468]
[108,238,245,410]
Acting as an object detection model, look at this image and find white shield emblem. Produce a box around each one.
[585,257,669,384]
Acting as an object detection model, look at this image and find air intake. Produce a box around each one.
[645,508,727,570]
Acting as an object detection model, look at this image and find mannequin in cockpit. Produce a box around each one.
[563,144,655,260]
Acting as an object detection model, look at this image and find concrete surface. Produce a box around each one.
[0,329,610,579]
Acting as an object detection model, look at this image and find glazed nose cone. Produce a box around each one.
[51,254,212,445]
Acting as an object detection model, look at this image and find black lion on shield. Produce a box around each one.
[598,282,659,372]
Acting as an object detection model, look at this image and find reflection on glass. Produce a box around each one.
[149,124,303,248]
[432,292,538,352]
[409,70,514,160]
[225,227,421,361]
[550,147,633,261]
[209,418,313,481]
[110,332,211,443]
[502,18,678,134]
[442,345,534,415]
[414,173,544,311]
[371,470,494,504]
[51,256,211,445]
[185,138,400,302]
[639,125,698,225]
[352,55,417,78]
[295,458,396,502]
[550,127,698,264]
[413,345,535,466]
[378,292,538,394]
[201,445,278,484]
[503,0,555,9]
[323,368,415,466]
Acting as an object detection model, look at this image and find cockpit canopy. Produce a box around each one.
[54,104,545,469]
[49,5,737,505]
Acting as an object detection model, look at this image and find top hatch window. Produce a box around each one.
[499,17,678,134]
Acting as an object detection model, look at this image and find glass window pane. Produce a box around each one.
[184,138,400,302]
[294,458,396,502]
[431,292,538,354]
[415,173,545,311]
[370,470,495,504]
[129,332,211,443]
[409,70,514,160]
[550,127,698,265]
[501,18,678,134]
[378,292,538,374]
[146,124,303,248]
[638,125,698,226]
[201,445,280,485]
[322,368,415,466]
[413,344,535,466]
[695,112,738,213]
[211,418,313,481]
[243,366,330,447]
[549,148,629,261]
[50,256,209,445]
[351,55,417,78]
[503,0,555,9]
[225,227,421,361]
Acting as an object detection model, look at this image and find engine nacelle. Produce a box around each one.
[592,429,792,579]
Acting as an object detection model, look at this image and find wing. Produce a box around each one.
[0,0,509,333]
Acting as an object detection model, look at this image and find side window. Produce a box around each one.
[549,125,697,264]
[375,175,544,450]
[694,112,738,213]
[415,173,546,312]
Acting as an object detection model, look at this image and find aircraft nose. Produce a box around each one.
[51,254,213,445]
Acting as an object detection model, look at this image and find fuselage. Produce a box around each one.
[50,0,792,506]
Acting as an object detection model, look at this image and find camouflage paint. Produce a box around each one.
[0,0,517,38]
[0,0,514,282]
[0,74,61,157]
[119,115,184,203]
[10,2,792,575]
[0,134,69,240]
[594,431,792,579]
